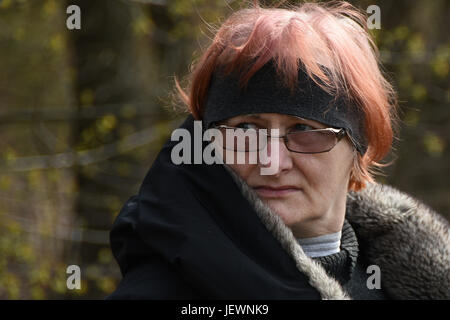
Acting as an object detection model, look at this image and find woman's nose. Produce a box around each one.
[259,136,293,175]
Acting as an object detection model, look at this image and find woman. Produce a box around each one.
[108,1,449,299]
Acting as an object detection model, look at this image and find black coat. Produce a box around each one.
[108,115,450,300]
[107,115,321,299]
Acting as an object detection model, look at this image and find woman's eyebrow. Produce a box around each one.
[289,117,324,128]
[240,114,262,119]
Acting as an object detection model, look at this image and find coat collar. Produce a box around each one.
[346,183,450,299]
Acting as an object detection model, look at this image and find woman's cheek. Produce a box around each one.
[228,163,255,182]
[301,162,336,207]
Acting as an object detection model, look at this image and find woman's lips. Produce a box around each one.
[252,186,301,197]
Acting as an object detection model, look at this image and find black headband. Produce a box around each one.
[202,61,367,155]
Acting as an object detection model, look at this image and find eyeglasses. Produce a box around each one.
[212,124,349,154]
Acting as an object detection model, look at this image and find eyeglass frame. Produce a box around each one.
[212,124,357,154]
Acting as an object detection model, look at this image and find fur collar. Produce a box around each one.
[224,165,450,300]
[346,183,450,299]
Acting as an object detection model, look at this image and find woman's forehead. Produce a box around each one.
[229,113,327,128]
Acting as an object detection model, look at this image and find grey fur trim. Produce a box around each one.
[223,164,350,300]
[347,183,450,299]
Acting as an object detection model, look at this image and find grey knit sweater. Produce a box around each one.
[314,220,387,299]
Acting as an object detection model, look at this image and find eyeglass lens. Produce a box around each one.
[217,127,338,153]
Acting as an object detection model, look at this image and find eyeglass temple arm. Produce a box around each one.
[342,129,359,151]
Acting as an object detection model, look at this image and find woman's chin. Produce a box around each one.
[262,200,303,225]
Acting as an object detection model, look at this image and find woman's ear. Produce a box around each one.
[347,150,358,191]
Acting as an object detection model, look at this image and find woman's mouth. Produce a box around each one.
[252,185,301,198]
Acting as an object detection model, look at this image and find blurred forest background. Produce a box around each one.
[0,0,448,299]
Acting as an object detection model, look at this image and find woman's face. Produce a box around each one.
[221,113,356,237]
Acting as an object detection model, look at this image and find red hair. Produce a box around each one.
[174,1,398,191]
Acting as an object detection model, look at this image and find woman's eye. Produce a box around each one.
[290,123,314,132]
[235,122,258,130]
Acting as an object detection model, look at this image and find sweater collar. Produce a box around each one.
[296,230,342,258]
[313,220,359,285]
